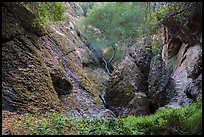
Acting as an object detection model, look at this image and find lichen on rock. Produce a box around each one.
[104,56,150,116]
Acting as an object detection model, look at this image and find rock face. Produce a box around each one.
[2,2,62,113]
[104,56,150,116]
[129,44,152,79]
[105,5,202,114]
[2,2,202,120]
[97,109,116,119]
[2,2,109,116]
[147,54,174,111]
[104,43,153,117]
[162,3,202,108]
[165,43,202,108]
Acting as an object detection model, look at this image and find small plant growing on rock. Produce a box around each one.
[23,2,66,27]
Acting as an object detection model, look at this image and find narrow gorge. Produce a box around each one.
[2,2,202,135]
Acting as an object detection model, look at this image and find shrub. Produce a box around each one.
[11,100,202,135]
[76,117,131,135]
[12,110,78,135]
[122,100,202,135]
[23,2,66,27]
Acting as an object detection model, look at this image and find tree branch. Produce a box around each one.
[97,51,112,76]
[108,44,116,64]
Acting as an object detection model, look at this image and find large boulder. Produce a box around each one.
[104,57,150,116]
[129,44,152,78]
[147,54,174,111]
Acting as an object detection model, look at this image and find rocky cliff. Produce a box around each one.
[2,2,109,117]
[161,3,202,108]
[2,2,202,119]
[104,3,202,115]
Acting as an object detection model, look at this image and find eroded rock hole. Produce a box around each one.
[77,31,81,37]
[50,73,73,101]
[149,101,159,114]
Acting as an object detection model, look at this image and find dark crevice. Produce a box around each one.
[50,73,73,101]
[149,101,160,114]
[179,55,187,66]
[186,92,194,100]
[76,31,81,37]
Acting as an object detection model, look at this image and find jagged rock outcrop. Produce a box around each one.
[2,2,109,116]
[102,2,202,116]
[165,43,202,108]
[2,2,62,113]
[149,2,202,109]
[104,56,150,116]
[147,54,174,111]
[129,44,152,79]
[104,42,154,116]
[2,2,202,121]
[161,3,202,108]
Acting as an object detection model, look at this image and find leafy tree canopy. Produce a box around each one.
[78,2,147,63]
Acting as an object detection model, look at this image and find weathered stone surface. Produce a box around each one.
[97,109,116,119]
[2,2,108,117]
[65,2,84,18]
[167,38,183,59]
[129,44,152,78]
[2,2,24,42]
[165,43,202,108]
[161,4,202,109]
[2,36,62,114]
[184,43,202,101]
[185,74,202,101]
[147,54,173,111]
[2,3,63,113]
[104,57,150,116]
[2,2,45,40]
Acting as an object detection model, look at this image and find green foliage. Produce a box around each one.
[185,100,202,135]
[144,2,194,33]
[80,2,95,17]
[11,100,202,135]
[78,2,147,63]
[122,100,202,135]
[76,117,131,135]
[153,2,193,25]
[141,2,199,56]
[23,2,66,27]
[12,110,78,135]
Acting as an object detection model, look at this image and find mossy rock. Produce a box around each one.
[105,57,150,116]
[2,36,62,114]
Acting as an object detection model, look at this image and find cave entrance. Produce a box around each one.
[50,73,73,102]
